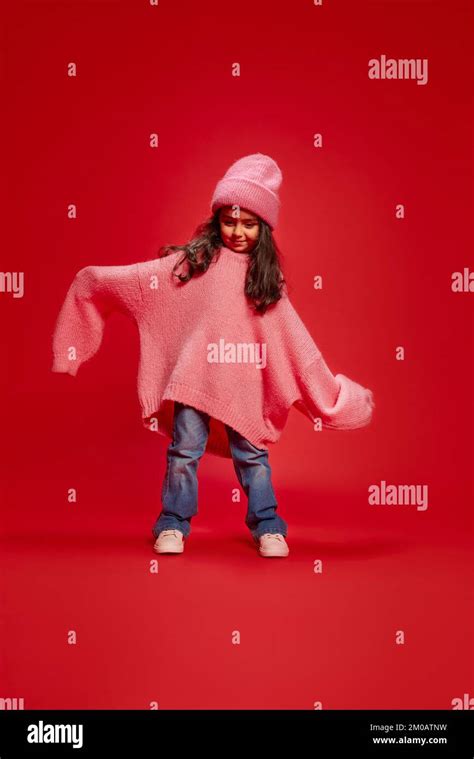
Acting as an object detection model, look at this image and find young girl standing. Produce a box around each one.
[52,153,375,559]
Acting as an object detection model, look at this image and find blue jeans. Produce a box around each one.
[151,402,287,542]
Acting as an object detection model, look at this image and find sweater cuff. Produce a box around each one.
[325,373,375,429]
[299,357,375,430]
[51,354,80,376]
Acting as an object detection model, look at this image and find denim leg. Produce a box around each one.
[225,424,288,541]
[152,402,210,539]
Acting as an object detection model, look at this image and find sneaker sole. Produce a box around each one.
[259,548,289,557]
[153,545,184,554]
[153,537,185,554]
[154,547,184,554]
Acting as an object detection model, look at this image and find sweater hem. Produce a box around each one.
[140,381,272,453]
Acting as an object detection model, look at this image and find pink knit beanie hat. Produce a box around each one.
[210,153,283,230]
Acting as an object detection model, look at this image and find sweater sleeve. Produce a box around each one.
[294,354,375,430]
[51,263,143,376]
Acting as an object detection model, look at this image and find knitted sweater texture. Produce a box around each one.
[51,246,375,457]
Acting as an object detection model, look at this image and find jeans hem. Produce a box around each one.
[252,528,287,540]
[152,528,188,539]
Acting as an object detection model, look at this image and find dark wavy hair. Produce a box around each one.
[151,209,286,314]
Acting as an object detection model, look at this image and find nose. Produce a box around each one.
[232,222,245,237]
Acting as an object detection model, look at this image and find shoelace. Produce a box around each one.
[159,530,284,541]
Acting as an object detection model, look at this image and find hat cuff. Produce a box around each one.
[211,177,280,230]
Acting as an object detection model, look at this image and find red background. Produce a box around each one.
[1,0,473,709]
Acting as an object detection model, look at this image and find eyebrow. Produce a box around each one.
[222,214,258,221]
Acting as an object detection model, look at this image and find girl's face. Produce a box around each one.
[219,206,260,254]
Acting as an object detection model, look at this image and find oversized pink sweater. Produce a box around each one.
[51,246,375,457]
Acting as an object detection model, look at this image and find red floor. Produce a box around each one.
[1,417,472,709]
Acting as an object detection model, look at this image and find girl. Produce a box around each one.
[51,153,375,559]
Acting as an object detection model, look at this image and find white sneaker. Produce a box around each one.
[258,533,289,557]
[153,529,185,554]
